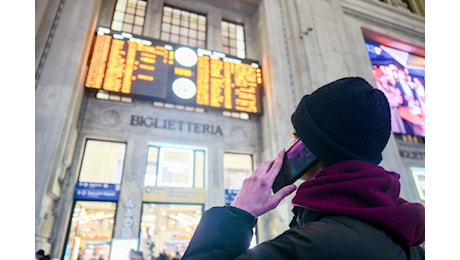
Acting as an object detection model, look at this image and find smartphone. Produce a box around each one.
[272,139,319,193]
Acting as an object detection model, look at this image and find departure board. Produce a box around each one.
[85,26,263,114]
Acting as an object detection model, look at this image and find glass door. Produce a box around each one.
[139,203,203,260]
[63,201,117,260]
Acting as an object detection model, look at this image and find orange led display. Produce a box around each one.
[85,26,263,115]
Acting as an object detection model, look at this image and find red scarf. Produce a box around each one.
[292,160,425,247]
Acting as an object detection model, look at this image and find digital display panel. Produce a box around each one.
[85,26,263,114]
[365,41,425,137]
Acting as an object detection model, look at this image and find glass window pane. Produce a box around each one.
[123,23,133,32]
[198,23,206,32]
[180,27,188,36]
[163,6,172,15]
[144,146,205,188]
[136,7,145,16]
[181,18,189,27]
[170,34,179,43]
[127,0,137,7]
[173,9,182,19]
[171,25,179,34]
[111,0,147,34]
[112,21,123,31]
[133,26,143,35]
[125,14,134,23]
[172,17,181,25]
[160,5,207,48]
[157,148,194,187]
[237,49,246,59]
[63,201,116,260]
[180,37,188,46]
[126,6,135,14]
[188,39,197,48]
[237,41,245,50]
[190,13,197,20]
[116,2,127,12]
[221,20,245,58]
[221,22,228,31]
[161,23,171,32]
[113,11,125,22]
[160,32,170,41]
[79,140,126,184]
[134,16,144,25]
[224,153,253,190]
[228,23,235,32]
[163,15,171,23]
[140,203,202,259]
[198,32,206,41]
[197,41,206,49]
[236,26,244,40]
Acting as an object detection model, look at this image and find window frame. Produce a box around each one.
[160,4,208,48]
[221,19,247,59]
[61,200,118,260]
[223,152,254,205]
[411,167,425,201]
[111,0,147,35]
[77,139,127,185]
[144,143,207,188]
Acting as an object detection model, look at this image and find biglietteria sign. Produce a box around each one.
[130,115,223,136]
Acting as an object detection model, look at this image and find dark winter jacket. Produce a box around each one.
[182,160,425,259]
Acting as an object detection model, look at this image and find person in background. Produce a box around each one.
[35,249,51,260]
[157,249,169,260]
[181,77,425,259]
[172,251,181,260]
[129,249,145,260]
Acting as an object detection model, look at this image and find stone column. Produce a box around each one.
[35,0,103,256]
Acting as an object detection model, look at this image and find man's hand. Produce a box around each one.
[230,149,297,217]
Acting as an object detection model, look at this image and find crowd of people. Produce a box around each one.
[35,248,182,260]
[129,249,182,260]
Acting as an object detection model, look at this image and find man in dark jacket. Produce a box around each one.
[182,77,425,259]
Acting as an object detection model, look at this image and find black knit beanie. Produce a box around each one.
[291,77,391,165]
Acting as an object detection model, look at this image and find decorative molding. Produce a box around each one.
[36,0,66,86]
[341,0,424,39]
[277,0,297,106]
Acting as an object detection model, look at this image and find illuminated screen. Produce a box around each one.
[85,26,263,114]
[365,41,425,137]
